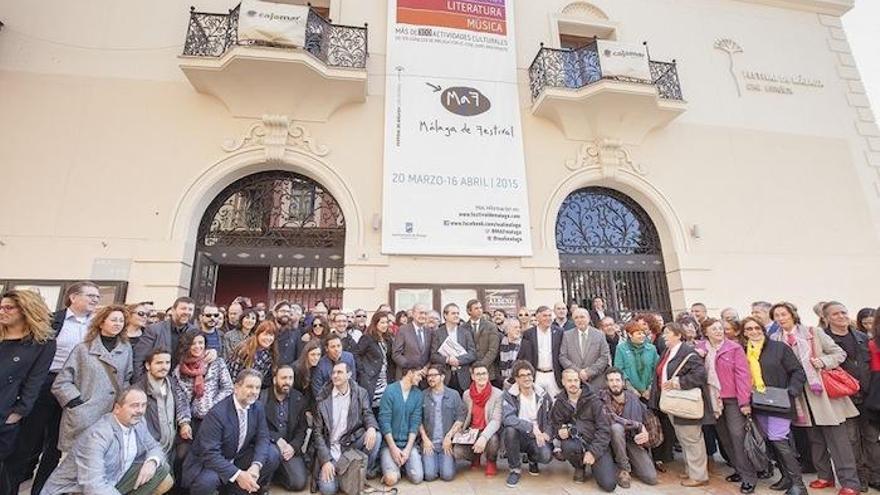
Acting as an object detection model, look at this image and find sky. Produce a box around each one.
[843,0,880,115]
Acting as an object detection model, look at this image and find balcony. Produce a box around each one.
[179,4,368,121]
[528,42,686,143]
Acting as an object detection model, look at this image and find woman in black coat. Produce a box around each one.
[0,290,56,493]
[355,311,396,411]
[650,322,712,487]
[742,317,807,495]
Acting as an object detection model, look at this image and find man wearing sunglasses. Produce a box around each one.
[196,304,225,361]
[134,297,197,380]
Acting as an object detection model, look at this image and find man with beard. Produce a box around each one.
[550,369,616,492]
[273,301,302,366]
[134,298,196,380]
[261,365,308,492]
[41,388,173,495]
[598,367,657,488]
[183,369,280,495]
[132,349,178,462]
[194,304,225,359]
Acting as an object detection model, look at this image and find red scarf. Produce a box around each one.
[180,355,207,398]
[656,350,670,382]
[469,382,492,430]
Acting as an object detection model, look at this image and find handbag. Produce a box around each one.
[751,386,791,414]
[743,417,770,472]
[659,353,705,420]
[642,409,664,449]
[809,327,860,399]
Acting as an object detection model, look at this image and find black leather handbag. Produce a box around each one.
[751,386,791,414]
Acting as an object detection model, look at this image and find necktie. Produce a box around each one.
[580,331,588,357]
[417,328,424,351]
[237,409,247,452]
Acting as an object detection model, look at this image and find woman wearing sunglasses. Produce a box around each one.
[299,315,329,352]
[125,302,150,351]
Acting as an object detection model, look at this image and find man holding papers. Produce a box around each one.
[430,303,477,394]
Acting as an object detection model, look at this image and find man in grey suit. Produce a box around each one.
[559,308,611,389]
[430,303,477,393]
[392,303,433,379]
[461,300,502,388]
[133,297,196,380]
[42,388,173,495]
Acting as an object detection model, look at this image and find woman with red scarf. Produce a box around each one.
[172,332,233,468]
[453,364,504,476]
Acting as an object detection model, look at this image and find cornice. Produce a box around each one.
[733,0,853,16]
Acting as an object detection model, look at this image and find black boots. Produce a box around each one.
[771,440,807,495]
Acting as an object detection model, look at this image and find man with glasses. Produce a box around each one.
[501,360,554,487]
[392,303,433,380]
[134,297,197,380]
[12,281,100,494]
[353,309,368,333]
[426,311,441,332]
[195,304,225,359]
[331,312,357,354]
[419,364,466,482]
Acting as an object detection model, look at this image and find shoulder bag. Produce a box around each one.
[659,353,705,420]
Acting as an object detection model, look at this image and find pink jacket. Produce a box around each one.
[697,339,753,407]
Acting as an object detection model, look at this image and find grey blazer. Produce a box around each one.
[462,318,501,380]
[41,412,166,495]
[391,324,433,379]
[430,324,477,389]
[558,327,611,389]
[52,338,133,452]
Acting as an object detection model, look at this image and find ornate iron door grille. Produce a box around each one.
[556,187,671,321]
[192,171,345,306]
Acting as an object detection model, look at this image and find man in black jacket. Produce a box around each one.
[133,297,196,379]
[598,368,657,488]
[261,365,308,491]
[823,301,879,491]
[550,369,616,492]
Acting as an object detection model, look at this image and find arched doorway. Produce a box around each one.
[191,170,345,309]
[555,187,671,320]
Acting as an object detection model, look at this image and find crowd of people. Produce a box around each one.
[1,281,880,495]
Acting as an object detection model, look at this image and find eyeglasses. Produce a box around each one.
[516,372,533,379]
[518,313,529,317]
[313,323,323,328]
[426,373,441,378]
[472,371,488,376]
[80,293,101,300]
[0,305,18,312]
[355,314,367,318]
[135,311,148,317]
[203,313,220,318]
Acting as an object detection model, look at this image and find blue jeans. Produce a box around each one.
[422,446,456,482]
[316,436,381,495]
[380,445,424,484]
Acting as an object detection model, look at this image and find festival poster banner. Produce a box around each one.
[382,0,532,256]
[238,0,310,47]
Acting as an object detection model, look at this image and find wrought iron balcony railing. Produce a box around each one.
[182,4,368,69]
[528,41,683,101]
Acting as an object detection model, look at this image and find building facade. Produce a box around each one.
[1,0,878,318]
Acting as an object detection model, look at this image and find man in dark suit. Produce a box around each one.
[182,368,280,495]
[133,297,197,380]
[260,365,308,492]
[392,303,433,379]
[461,299,502,388]
[430,303,477,393]
[589,296,613,327]
[517,305,563,396]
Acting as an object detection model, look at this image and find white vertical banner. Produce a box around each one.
[382,0,532,256]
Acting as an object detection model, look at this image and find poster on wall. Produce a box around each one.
[238,0,310,47]
[382,0,532,256]
[484,287,521,316]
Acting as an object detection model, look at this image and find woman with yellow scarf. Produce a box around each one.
[742,316,808,495]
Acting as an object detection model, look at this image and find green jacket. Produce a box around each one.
[613,340,659,393]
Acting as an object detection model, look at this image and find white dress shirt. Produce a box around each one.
[51,309,92,371]
[536,326,553,370]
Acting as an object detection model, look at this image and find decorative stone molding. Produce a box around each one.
[561,1,609,20]
[565,139,647,178]
[222,115,329,164]
[816,14,880,198]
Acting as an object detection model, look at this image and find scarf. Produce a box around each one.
[469,382,492,430]
[179,355,207,398]
[628,341,654,392]
[704,341,724,418]
[773,325,822,389]
[747,338,766,393]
